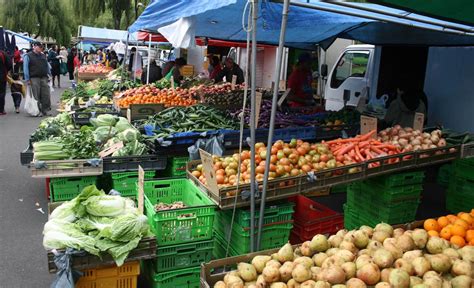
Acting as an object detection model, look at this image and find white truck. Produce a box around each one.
[322,44,474,132]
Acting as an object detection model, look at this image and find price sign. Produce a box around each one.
[137,165,145,214]
[279,80,287,91]
[199,149,219,194]
[98,141,124,158]
[277,88,291,107]
[255,92,263,128]
[231,75,237,90]
[413,112,425,131]
[360,115,377,138]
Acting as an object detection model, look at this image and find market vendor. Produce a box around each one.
[287,53,314,107]
[216,58,244,84]
[384,82,427,127]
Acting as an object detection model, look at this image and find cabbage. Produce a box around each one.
[96,237,141,266]
[43,230,100,256]
[93,126,118,142]
[99,214,149,242]
[75,215,113,232]
[116,128,139,142]
[82,195,126,217]
[115,117,132,132]
[49,200,77,222]
[43,219,78,235]
[90,114,117,127]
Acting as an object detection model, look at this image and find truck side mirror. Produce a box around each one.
[320,64,328,77]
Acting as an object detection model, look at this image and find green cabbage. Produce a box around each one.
[96,237,141,266]
[75,215,113,232]
[115,117,133,132]
[82,195,126,217]
[93,126,118,142]
[116,128,139,142]
[49,200,78,222]
[43,230,100,256]
[99,214,149,242]
[90,114,117,127]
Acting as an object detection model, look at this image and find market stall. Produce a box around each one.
[21,1,474,287]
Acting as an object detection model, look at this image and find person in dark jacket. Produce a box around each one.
[141,56,162,83]
[216,58,244,84]
[24,42,51,116]
[48,45,61,87]
[384,82,427,128]
[66,48,76,81]
[10,73,24,113]
[209,56,222,81]
[0,49,12,115]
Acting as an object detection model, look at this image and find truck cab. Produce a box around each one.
[324,44,375,111]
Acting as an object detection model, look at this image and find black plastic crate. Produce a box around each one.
[72,111,120,125]
[20,144,33,166]
[103,154,167,172]
[152,134,218,157]
[314,124,359,141]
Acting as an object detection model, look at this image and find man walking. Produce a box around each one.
[0,48,12,115]
[23,42,51,116]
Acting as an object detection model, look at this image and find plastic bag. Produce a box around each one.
[50,248,85,288]
[188,134,224,160]
[24,85,40,116]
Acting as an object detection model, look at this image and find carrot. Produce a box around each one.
[374,144,398,151]
[358,141,371,149]
[336,143,355,156]
[355,145,365,161]
[326,138,357,145]
[357,129,376,141]
[371,146,385,155]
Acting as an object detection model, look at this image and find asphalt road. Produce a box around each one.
[0,76,67,287]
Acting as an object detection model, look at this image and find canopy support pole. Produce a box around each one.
[249,0,259,253]
[256,0,290,250]
[122,33,130,85]
[271,0,474,36]
[146,33,152,84]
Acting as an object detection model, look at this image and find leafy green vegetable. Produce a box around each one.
[116,128,139,142]
[43,230,100,256]
[96,237,141,266]
[115,117,132,132]
[90,114,117,127]
[49,200,78,222]
[99,214,149,242]
[82,195,126,217]
[61,129,99,159]
[94,126,117,142]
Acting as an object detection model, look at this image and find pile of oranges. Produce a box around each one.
[423,209,474,247]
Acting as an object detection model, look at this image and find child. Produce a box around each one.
[10,73,24,113]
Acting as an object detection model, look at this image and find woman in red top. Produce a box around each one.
[13,46,22,74]
[209,56,222,81]
[287,53,314,107]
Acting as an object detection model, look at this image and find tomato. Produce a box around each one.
[259,150,267,160]
[279,158,290,166]
[297,147,307,156]
[256,166,265,174]
[320,154,330,163]
[277,151,285,160]
[270,155,278,164]
[301,164,312,173]
[274,140,284,150]
[271,147,278,155]
[216,174,225,184]
[276,165,285,176]
[290,168,300,176]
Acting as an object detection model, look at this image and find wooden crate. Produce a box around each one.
[30,159,103,178]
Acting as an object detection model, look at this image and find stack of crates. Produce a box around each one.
[344,171,425,229]
[446,159,474,213]
[49,176,97,202]
[110,171,155,198]
[162,156,189,177]
[437,164,452,188]
[141,178,216,288]
[76,261,140,288]
[213,201,295,257]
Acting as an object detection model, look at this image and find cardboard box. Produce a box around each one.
[180,65,194,77]
[127,103,165,121]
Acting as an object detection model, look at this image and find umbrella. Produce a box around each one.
[0,27,4,51]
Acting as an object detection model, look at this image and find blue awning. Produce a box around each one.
[128,0,474,49]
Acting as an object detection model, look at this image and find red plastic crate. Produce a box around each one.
[289,231,304,245]
[289,195,344,241]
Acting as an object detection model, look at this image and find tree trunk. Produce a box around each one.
[114,14,121,29]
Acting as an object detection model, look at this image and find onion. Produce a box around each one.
[430,135,439,144]
[405,127,413,132]
[411,139,421,146]
[422,132,431,139]
[393,136,399,141]
[429,144,437,149]
[393,124,402,130]
[421,144,430,150]
[437,139,446,147]
[413,145,422,151]
[390,128,398,136]
[380,131,388,137]
[403,144,413,152]
[398,139,409,146]
[422,138,432,145]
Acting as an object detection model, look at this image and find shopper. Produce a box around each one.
[59,46,68,76]
[163,57,186,85]
[48,45,61,87]
[96,49,106,65]
[13,46,22,74]
[384,83,427,128]
[0,48,12,115]
[216,58,244,84]
[287,53,314,107]
[209,56,222,81]
[23,42,51,117]
[108,51,119,69]
[67,48,75,81]
[128,47,143,79]
[141,55,162,83]
[10,73,24,113]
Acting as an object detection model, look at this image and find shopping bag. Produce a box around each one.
[60,62,68,75]
[24,85,40,116]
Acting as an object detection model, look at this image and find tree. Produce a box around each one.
[2,0,73,45]
[72,0,131,30]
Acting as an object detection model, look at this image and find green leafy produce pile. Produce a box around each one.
[43,185,152,266]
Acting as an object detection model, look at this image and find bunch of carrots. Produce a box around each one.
[323,130,402,167]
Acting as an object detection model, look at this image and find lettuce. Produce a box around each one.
[99,214,149,242]
[116,128,139,142]
[96,237,141,266]
[49,200,78,222]
[115,117,133,132]
[93,126,118,142]
[90,114,117,127]
[43,230,100,256]
[82,195,126,217]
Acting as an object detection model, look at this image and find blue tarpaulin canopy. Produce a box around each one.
[128,0,474,49]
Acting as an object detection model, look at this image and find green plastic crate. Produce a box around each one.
[144,261,200,288]
[331,184,348,194]
[213,231,240,259]
[344,204,379,229]
[348,182,422,203]
[214,212,293,254]
[437,164,452,187]
[446,194,474,214]
[454,159,474,181]
[348,200,419,224]
[163,156,189,177]
[447,177,474,196]
[222,201,294,228]
[50,176,97,202]
[111,171,155,197]
[366,171,425,187]
[154,239,214,273]
[143,178,216,245]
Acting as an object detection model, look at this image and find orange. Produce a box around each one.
[450,225,466,238]
[466,230,474,242]
[469,239,474,246]
[439,227,452,240]
[450,235,466,248]
[428,230,439,237]
[424,219,440,232]
[459,213,473,225]
[437,216,449,228]
[470,209,474,217]
[446,214,458,223]
[454,219,469,230]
